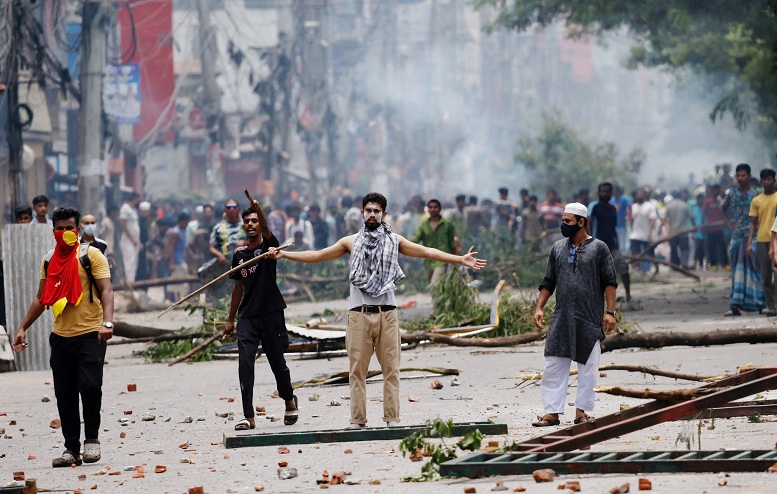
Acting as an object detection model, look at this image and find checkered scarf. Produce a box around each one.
[350,222,405,297]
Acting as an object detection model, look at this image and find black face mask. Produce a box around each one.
[600,194,612,203]
[560,222,582,238]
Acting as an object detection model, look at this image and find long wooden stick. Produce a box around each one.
[157,239,294,318]
[623,255,701,281]
[637,221,727,258]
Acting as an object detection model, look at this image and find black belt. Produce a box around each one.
[350,305,396,313]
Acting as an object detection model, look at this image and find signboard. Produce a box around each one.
[103,64,141,124]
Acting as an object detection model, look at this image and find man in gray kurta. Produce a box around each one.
[532,203,618,426]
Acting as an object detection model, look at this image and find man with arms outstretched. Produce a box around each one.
[269,192,486,428]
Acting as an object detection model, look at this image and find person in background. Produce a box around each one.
[165,212,191,302]
[266,203,287,243]
[14,206,32,223]
[101,205,118,257]
[748,168,777,317]
[612,185,632,255]
[722,163,764,316]
[664,191,694,269]
[589,183,633,306]
[80,214,114,275]
[521,196,544,252]
[285,203,314,248]
[413,199,457,284]
[30,195,53,226]
[702,184,729,271]
[136,201,153,282]
[308,204,329,250]
[119,192,142,284]
[209,199,246,265]
[690,191,706,270]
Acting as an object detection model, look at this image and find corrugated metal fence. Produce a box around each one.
[1,224,55,371]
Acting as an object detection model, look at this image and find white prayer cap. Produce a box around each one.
[564,202,588,217]
[138,201,151,211]
[663,194,674,203]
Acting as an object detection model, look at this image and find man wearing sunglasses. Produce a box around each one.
[532,202,618,427]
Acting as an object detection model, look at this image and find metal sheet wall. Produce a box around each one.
[1,224,55,371]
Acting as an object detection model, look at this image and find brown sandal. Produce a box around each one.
[574,414,595,424]
[532,415,560,427]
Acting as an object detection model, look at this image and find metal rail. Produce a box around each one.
[440,450,777,477]
[223,421,507,449]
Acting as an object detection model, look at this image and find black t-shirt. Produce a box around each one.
[590,202,619,251]
[229,234,286,318]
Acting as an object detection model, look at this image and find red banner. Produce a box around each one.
[119,0,174,142]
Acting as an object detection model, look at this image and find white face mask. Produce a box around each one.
[82,224,97,236]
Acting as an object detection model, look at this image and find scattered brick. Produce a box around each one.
[278,461,288,467]
[638,478,652,490]
[532,468,557,483]
[188,488,204,494]
[155,465,167,473]
[278,447,290,454]
[609,483,630,494]
[513,488,526,492]
[431,380,443,390]
[566,480,581,492]
[344,449,353,454]
[127,384,137,392]
[464,488,476,494]
[12,471,24,481]
[49,419,61,429]
[331,472,346,485]
[123,410,132,415]
[120,432,126,439]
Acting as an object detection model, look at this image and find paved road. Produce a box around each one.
[2,269,777,493]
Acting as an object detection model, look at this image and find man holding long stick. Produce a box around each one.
[222,202,298,430]
[268,192,487,428]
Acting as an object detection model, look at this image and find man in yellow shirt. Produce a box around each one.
[13,207,114,468]
[748,169,777,316]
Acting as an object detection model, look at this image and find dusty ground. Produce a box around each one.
[2,269,777,493]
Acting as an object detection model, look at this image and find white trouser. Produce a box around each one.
[541,342,601,414]
[119,237,139,284]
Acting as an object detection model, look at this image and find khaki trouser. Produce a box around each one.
[346,308,401,425]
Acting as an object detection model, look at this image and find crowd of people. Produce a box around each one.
[9,159,777,469]
[10,161,774,315]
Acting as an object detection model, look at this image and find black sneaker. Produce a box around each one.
[52,450,82,468]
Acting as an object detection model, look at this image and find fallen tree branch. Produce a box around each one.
[400,328,547,347]
[108,332,211,346]
[594,385,718,401]
[623,255,701,281]
[602,328,777,352]
[293,367,459,388]
[114,321,171,338]
[637,222,727,258]
[518,365,730,383]
[168,332,223,366]
[114,276,199,291]
[598,364,731,382]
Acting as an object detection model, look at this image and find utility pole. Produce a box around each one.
[77,1,107,218]
[5,0,26,209]
[196,0,224,199]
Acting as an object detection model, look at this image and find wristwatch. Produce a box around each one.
[605,311,617,317]
[102,322,114,329]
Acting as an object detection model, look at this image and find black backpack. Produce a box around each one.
[43,244,101,303]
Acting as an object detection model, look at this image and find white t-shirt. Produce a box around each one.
[119,202,140,240]
[629,201,658,241]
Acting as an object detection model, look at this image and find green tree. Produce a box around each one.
[474,0,777,149]
[515,115,642,195]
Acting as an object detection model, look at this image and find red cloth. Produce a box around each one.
[40,230,83,316]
